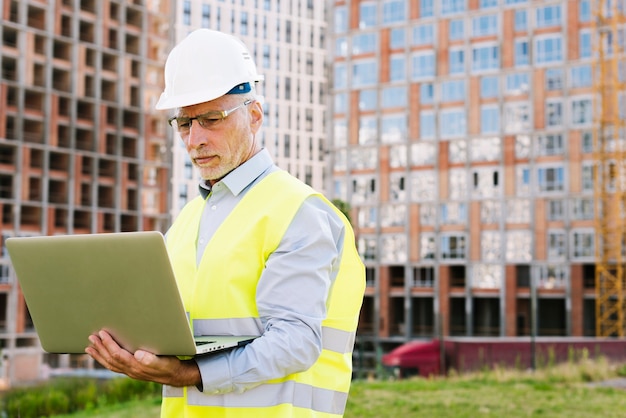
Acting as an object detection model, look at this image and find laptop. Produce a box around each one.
[6,231,257,356]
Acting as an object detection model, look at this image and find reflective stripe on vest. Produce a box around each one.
[192,318,355,354]
[163,171,365,417]
[165,381,347,415]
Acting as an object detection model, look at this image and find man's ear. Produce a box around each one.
[249,101,264,134]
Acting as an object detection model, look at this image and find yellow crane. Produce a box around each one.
[594,0,626,337]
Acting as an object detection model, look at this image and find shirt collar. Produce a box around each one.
[198,148,274,199]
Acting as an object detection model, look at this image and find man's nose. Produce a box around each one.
[185,121,208,148]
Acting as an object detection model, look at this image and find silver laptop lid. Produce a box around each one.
[6,231,199,356]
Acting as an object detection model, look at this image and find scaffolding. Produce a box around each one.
[594,0,626,337]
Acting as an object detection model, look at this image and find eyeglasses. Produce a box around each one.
[168,99,253,134]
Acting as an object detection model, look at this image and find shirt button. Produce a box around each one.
[199,238,205,244]
[211,205,217,210]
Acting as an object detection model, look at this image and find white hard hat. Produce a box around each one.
[155,29,264,110]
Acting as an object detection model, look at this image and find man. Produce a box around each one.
[85,29,365,417]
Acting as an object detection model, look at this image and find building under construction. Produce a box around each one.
[328,0,626,372]
[0,0,172,384]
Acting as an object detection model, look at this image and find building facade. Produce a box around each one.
[0,0,172,384]
[329,0,598,372]
[169,0,330,216]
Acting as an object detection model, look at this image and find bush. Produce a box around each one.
[0,377,161,418]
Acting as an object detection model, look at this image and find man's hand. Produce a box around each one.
[85,330,201,388]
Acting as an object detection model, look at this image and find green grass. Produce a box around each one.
[46,359,626,417]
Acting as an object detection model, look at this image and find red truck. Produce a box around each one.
[381,337,626,378]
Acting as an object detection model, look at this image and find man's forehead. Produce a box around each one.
[178,96,235,116]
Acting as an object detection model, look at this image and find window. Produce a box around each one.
[420,0,434,17]
[201,4,210,27]
[536,5,562,28]
[580,0,591,22]
[535,35,563,65]
[571,197,594,220]
[546,68,564,90]
[382,205,407,227]
[334,63,347,89]
[440,234,466,260]
[389,173,407,202]
[481,105,500,134]
[359,116,377,145]
[579,31,592,59]
[352,33,378,55]
[580,163,594,192]
[390,55,406,82]
[352,60,378,87]
[537,166,565,192]
[472,14,498,37]
[351,175,378,204]
[547,231,566,259]
[472,167,501,198]
[547,199,566,221]
[506,230,532,262]
[381,114,407,144]
[571,97,593,126]
[359,2,377,28]
[358,236,377,261]
[420,111,436,139]
[504,102,531,133]
[382,0,406,24]
[411,142,437,166]
[334,93,347,114]
[358,206,378,229]
[480,231,502,263]
[505,72,529,94]
[390,28,405,49]
[481,75,499,98]
[506,199,531,223]
[472,44,500,72]
[545,100,563,128]
[334,120,347,148]
[480,0,498,8]
[536,134,564,156]
[449,48,465,74]
[420,83,434,104]
[412,51,436,79]
[516,165,531,195]
[335,38,348,58]
[515,39,529,66]
[183,0,191,25]
[441,80,465,102]
[570,65,593,88]
[442,0,466,15]
[472,264,502,289]
[413,24,434,45]
[420,234,436,260]
[537,265,567,289]
[450,19,464,41]
[470,138,501,162]
[382,86,407,108]
[582,132,593,153]
[514,9,527,31]
[410,170,437,201]
[449,167,468,198]
[359,90,377,111]
[440,109,466,138]
[572,230,594,259]
[440,202,467,224]
[334,6,348,33]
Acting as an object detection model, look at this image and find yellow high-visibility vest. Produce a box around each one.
[162,171,365,418]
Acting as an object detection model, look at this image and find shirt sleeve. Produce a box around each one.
[195,196,345,394]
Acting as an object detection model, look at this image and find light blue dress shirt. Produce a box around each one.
[187,148,345,394]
